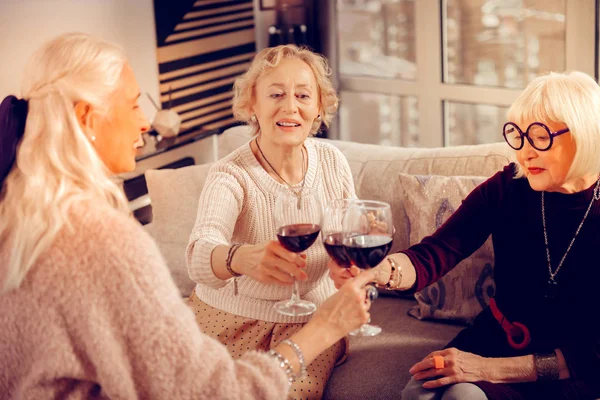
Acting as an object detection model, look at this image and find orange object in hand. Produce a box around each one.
[433,355,445,369]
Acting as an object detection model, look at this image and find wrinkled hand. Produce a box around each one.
[236,240,307,286]
[327,259,360,289]
[312,269,377,338]
[409,348,490,389]
[327,258,391,289]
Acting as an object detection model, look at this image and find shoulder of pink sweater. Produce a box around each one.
[60,201,160,262]
[30,201,179,306]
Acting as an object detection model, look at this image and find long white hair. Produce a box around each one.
[0,32,130,293]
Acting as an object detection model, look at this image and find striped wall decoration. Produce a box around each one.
[154,0,256,134]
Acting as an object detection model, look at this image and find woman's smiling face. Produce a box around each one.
[251,57,320,147]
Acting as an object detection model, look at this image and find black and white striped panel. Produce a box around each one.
[156,0,255,134]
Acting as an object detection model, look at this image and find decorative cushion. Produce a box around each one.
[399,173,496,324]
[145,163,213,297]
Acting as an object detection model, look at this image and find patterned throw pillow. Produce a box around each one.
[398,173,496,325]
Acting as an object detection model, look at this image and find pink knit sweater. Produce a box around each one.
[0,202,288,399]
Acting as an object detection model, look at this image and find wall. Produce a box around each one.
[0,0,160,121]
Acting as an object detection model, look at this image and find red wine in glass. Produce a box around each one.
[343,235,393,270]
[342,200,394,337]
[323,232,353,268]
[277,223,321,253]
[273,187,322,317]
[322,199,354,269]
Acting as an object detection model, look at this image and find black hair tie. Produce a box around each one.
[0,95,28,187]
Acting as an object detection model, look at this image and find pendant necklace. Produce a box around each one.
[255,137,307,209]
[541,176,600,299]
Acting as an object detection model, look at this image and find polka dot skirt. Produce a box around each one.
[188,291,348,399]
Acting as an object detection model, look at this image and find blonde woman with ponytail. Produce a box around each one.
[0,33,375,400]
[0,33,141,293]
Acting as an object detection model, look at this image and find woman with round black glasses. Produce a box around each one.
[328,71,600,400]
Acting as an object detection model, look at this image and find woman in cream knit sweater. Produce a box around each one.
[0,33,374,399]
[186,45,356,399]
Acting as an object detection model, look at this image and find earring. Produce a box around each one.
[90,135,96,142]
[250,115,257,123]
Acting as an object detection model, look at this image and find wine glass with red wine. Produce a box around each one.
[322,199,353,269]
[342,200,393,336]
[273,187,322,317]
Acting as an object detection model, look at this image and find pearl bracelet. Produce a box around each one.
[267,349,295,384]
[281,339,307,378]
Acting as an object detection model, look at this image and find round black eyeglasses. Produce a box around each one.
[503,122,569,151]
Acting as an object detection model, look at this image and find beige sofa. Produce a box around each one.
[144,125,515,399]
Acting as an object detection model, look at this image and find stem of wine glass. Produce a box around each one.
[290,278,301,303]
[288,251,306,303]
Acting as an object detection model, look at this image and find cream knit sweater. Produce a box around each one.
[187,138,356,323]
[0,202,289,399]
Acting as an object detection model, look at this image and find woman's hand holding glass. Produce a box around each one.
[232,241,308,286]
[308,267,378,340]
[328,258,391,289]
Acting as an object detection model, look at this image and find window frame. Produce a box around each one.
[328,0,597,147]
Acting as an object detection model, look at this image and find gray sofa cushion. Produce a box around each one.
[324,296,464,399]
[145,164,213,297]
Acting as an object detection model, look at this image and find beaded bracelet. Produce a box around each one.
[281,339,307,378]
[226,244,243,277]
[226,244,243,295]
[376,256,403,290]
[267,349,295,384]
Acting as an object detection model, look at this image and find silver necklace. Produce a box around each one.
[255,137,307,208]
[541,176,600,299]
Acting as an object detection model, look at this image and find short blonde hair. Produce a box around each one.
[232,45,338,135]
[0,32,129,293]
[507,71,600,180]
